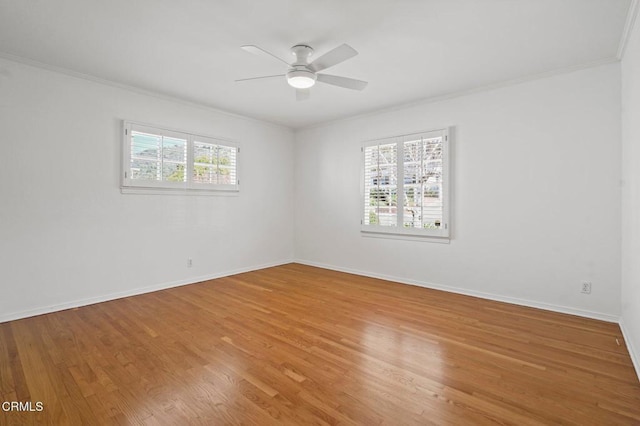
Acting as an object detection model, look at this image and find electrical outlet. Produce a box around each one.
[581,281,592,294]
[187,258,193,268]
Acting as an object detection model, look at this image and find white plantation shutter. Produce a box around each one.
[161,136,188,182]
[402,135,443,229]
[123,122,239,192]
[363,141,399,227]
[129,131,161,181]
[218,145,238,186]
[126,125,188,189]
[362,128,449,239]
[192,137,239,190]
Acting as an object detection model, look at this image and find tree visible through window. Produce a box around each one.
[362,129,449,238]
[193,141,236,185]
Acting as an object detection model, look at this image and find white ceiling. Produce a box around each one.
[0,0,633,129]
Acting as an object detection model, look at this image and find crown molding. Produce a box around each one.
[618,0,639,60]
[297,57,618,133]
[0,51,292,131]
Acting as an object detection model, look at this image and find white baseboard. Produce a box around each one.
[0,259,293,324]
[619,318,640,383]
[294,259,620,323]
[4,258,636,384]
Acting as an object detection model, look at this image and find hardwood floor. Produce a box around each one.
[1,263,639,425]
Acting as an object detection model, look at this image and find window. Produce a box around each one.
[122,122,239,192]
[362,128,450,239]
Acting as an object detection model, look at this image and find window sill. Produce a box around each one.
[121,186,239,196]
[361,228,450,244]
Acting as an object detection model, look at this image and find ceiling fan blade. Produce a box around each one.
[316,74,368,91]
[240,45,290,66]
[235,74,285,82]
[308,44,358,72]
[296,89,310,101]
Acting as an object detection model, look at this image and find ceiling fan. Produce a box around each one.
[236,43,368,101]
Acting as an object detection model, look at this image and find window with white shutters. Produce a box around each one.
[122,122,239,193]
[362,128,450,239]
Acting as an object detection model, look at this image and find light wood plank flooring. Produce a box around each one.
[1,263,639,425]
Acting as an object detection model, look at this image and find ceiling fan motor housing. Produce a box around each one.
[287,45,316,88]
[291,44,314,64]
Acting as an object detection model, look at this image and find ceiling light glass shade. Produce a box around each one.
[287,69,317,89]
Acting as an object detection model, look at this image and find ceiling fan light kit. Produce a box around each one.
[237,43,368,100]
[287,68,317,89]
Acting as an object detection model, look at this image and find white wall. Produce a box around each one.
[294,63,622,320]
[621,15,640,377]
[0,56,627,328]
[0,58,295,322]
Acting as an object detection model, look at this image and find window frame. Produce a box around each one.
[121,121,239,194]
[361,128,450,241]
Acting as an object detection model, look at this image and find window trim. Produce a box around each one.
[121,121,240,194]
[360,128,451,240]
